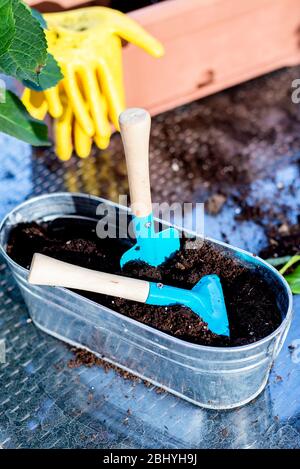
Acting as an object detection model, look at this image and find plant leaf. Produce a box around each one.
[0,89,50,146]
[0,0,15,57]
[266,256,292,267]
[0,0,47,84]
[285,266,300,294]
[23,53,63,90]
[279,255,300,275]
[277,254,300,294]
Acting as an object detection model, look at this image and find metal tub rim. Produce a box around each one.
[0,191,293,355]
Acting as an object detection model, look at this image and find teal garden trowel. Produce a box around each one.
[29,254,229,336]
[118,108,180,268]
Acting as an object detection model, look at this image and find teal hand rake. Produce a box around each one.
[29,254,229,336]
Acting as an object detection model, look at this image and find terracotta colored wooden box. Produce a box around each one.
[27,0,300,115]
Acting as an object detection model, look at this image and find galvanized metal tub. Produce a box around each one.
[0,193,293,409]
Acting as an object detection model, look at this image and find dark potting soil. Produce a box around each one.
[7,219,282,347]
[259,223,300,259]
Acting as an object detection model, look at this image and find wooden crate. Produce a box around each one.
[27,0,300,115]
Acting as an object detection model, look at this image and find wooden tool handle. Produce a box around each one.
[28,254,150,303]
[119,108,152,218]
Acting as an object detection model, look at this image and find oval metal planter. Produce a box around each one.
[0,193,293,409]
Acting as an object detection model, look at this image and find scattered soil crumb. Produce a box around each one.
[221,427,229,438]
[206,194,227,215]
[68,347,165,393]
[260,224,300,259]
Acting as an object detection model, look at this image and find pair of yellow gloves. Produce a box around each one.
[22,7,164,160]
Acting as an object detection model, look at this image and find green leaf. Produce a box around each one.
[30,7,47,29]
[279,255,300,275]
[285,266,300,294]
[23,53,63,90]
[0,0,15,57]
[0,89,50,146]
[266,256,292,268]
[0,0,47,85]
[277,254,300,294]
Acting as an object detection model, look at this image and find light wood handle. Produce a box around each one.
[28,254,150,303]
[119,108,152,218]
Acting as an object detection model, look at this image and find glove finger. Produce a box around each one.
[94,133,110,150]
[74,120,92,159]
[44,86,63,118]
[111,10,164,58]
[104,36,125,109]
[80,67,111,142]
[54,99,73,161]
[96,57,124,130]
[62,65,95,137]
[22,89,48,120]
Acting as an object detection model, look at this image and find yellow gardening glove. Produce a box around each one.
[22,7,164,160]
[22,85,109,159]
